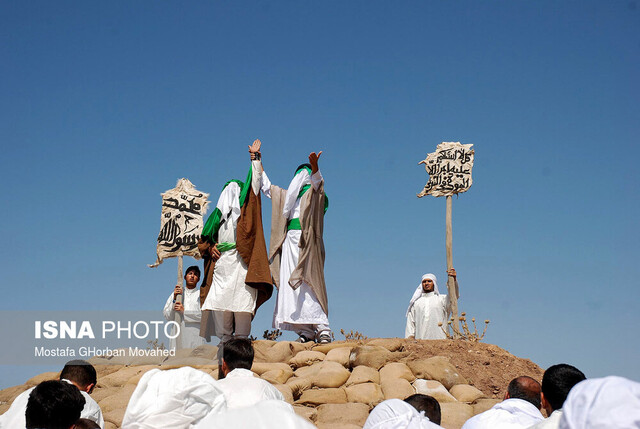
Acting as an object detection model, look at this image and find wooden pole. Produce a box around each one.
[445,196,460,338]
[174,254,184,349]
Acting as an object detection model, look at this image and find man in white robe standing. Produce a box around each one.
[253,148,331,343]
[199,140,273,344]
[163,265,206,350]
[461,376,543,429]
[405,269,458,340]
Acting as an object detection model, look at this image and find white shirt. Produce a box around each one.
[0,379,104,429]
[193,399,315,429]
[529,409,562,429]
[163,286,205,349]
[216,368,284,409]
[461,398,544,429]
[405,292,450,340]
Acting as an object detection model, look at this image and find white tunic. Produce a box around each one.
[215,368,284,409]
[163,286,205,349]
[529,409,563,429]
[461,398,543,429]
[0,380,104,429]
[201,162,262,314]
[193,399,316,429]
[260,168,330,329]
[405,292,450,340]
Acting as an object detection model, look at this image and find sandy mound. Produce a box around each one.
[0,339,543,429]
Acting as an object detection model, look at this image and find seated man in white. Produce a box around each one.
[530,364,586,429]
[216,337,284,408]
[0,360,104,428]
[461,376,543,429]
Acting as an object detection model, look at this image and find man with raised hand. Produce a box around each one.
[253,146,331,344]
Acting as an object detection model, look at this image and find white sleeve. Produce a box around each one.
[251,160,262,196]
[163,293,175,321]
[405,305,416,338]
[80,393,105,428]
[183,294,202,323]
[260,169,273,199]
[310,170,324,190]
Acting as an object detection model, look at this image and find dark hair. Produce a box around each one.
[75,418,101,429]
[223,338,254,371]
[294,163,312,175]
[59,360,97,389]
[508,376,542,409]
[26,380,85,429]
[404,394,441,424]
[542,364,586,411]
[185,265,201,278]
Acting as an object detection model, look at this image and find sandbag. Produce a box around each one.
[381,378,415,400]
[379,362,415,385]
[296,387,348,406]
[325,347,353,368]
[449,384,485,403]
[312,361,351,388]
[345,366,380,387]
[344,383,384,407]
[440,402,474,429]
[262,368,294,385]
[316,403,370,426]
[407,356,468,389]
[289,350,326,368]
[413,379,457,403]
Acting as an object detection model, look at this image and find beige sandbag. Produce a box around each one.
[316,403,370,426]
[286,377,313,399]
[345,365,380,387]
[381,378,415,400]
[25,372,59,387]
[289,350,326,368]
[252,340,277,362]
[379,362,415,385]
[413,379,457,403]
[189,344,219,360]
[160,357,214,366]
[349,345,393,370]
[104,422,118,429]
[312,361,351,388]
[251,362,292,375]
[440,402,474,429]
[407,356,468,390]
[261,368,294,385]
[296,387,348,405]
[472,398,501,415]
[98,384,136,413]
[0,384,29,404]
[295,362,324,379]
[450,384,485,403]
[293,405,317,423]
[313,341,359,354]
[264,341,298,363]
[103,407,126,429]
[325,346,353,368]
[344,382,384,407]
[366,338,404,352]
[98,365,157,389]
[273,383,294,404]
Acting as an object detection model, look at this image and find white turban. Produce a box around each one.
[363,399,442,429]
[282,168,311,219]
[121,367,226,429]
[406,274,440,317]
[558,376,640,429]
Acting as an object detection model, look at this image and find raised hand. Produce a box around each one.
[249,139,262,160]
[309,151,322,173]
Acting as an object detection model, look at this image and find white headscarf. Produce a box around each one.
[406,274,440,317]
[121,367,226,429]
[282,168,311,219]
[363,399,442,429]
[558,376,640,429]
[193,399,316,429]
[216,182,242,227]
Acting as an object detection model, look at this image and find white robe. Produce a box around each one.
[163,286,205,349]
[0,379,104,429]
[121,367,226,429]
[461,398,543,429]
[405,292,450,340]
[260,168,329,330]
[215,368,284,409]
[558,376,640,429]
[363,398,443,429]
[201,161,262,314]
[529,409,563,429]
[193,399,316,429]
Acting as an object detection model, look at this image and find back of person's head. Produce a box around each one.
[59,360,97,391]
[404,394,441,424]
[295,163,312,175]
[185,265,201,278]
[26,380,85,429]
[74,418,101,429]
[223,338,254,371]
[542,364,586,412]
[507,376,542,409]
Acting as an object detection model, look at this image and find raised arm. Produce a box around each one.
[309,151,324,190]
[249,139,273,198]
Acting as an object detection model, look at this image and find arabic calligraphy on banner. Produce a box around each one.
[148,179,210,268]
[417,142,474,198]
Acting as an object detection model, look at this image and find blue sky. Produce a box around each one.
[1,1,638,389]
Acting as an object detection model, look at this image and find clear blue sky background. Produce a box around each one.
[1,1,638,389]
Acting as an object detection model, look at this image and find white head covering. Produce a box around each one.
[193,399,316,429]
[121,367,226,429]
[363,399,442,429]
[406,274,440,317]
[215,182,242,227]
[558,376,640,429]
[282,168,311,219]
